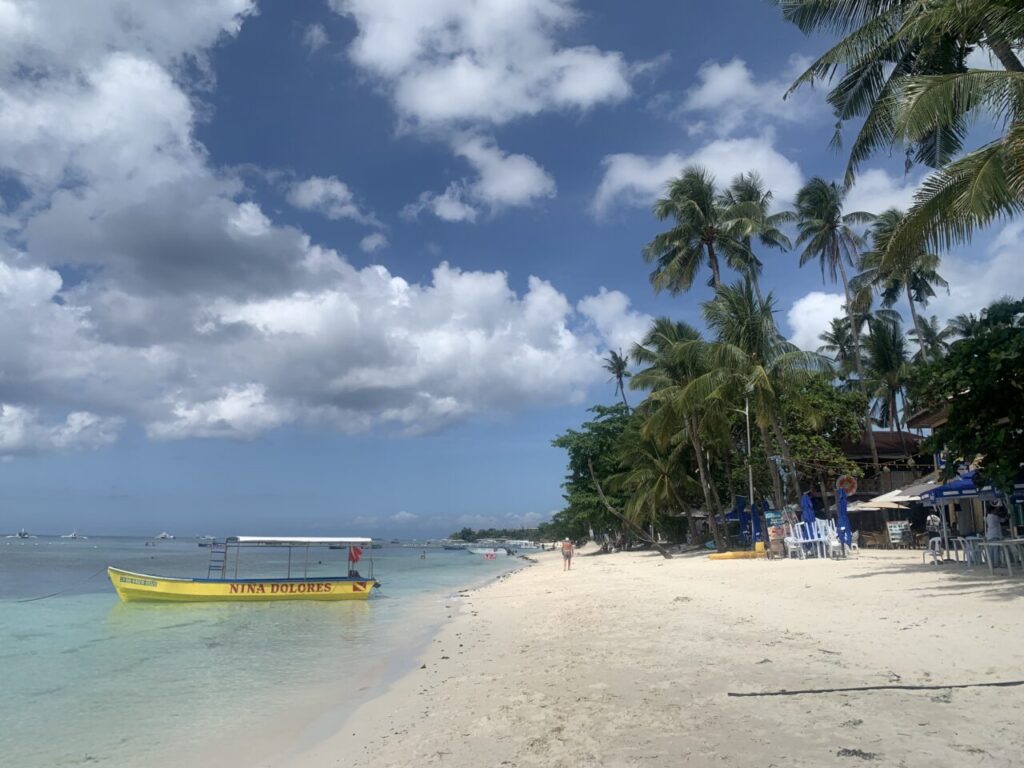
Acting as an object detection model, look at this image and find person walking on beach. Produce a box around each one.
[561,538,574,571]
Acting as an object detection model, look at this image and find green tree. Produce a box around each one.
[718,172,792,310]
[698,281,830,506]
[863,314,913,457]
[792,177,880,468]
[854,207,948,358]
[643,166,759,294]
[602,349,631,409]
[818,316,856,378]
[908,314,953,361]
[631,318,728,548]
[776,1,1024,255]
[909,297,1024,493]
[551,405,634,541]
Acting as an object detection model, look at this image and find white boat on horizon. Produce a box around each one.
[61,530,88,540]
[155,532,175,540]
[6,528,34,539]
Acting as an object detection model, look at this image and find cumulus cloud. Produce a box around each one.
[286,176,377,224]
[577,289,653,353]
[844,168,922,215]
[592,133,803,217]
[406,137,556,222]
[679,57,819,135]
[330,0,631,128]
[359,233,389,253]
[786,291,846,351]
[303,23,329,52]
[0,0,649,456]
[0,405,120,456]
[391,510,417,523]
[926,220,1024,323]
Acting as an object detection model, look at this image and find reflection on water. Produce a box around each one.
[0,538,520,768]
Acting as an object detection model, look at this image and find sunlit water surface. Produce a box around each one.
[0,537,520,767]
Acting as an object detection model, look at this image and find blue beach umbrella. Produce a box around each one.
[800,493,816,539]
[836,487,852,548]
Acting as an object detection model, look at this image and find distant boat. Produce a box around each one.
[155,532,175,540]
[61,530,88,540]
[467,547,510,557]
[6,528,34,539]
[442,543,468,550]
[197,535,215,547]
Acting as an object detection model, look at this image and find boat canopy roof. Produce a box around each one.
[226,536,372,546]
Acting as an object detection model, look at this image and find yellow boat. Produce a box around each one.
[108,536,379,603]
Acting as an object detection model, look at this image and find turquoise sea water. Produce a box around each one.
[0,537,521,768]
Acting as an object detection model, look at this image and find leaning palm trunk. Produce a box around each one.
[837,256,880,470]
[667,483,697,546]
[587,458,673,559]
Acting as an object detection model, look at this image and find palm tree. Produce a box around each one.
[863,314,913,457]
[854,208,949,358]
[817,317,856,379]
[792,177,880,468]
[946,311,981,339]
[602,350,631,409]
[776,1,1024,254]
[908,315,953,361]
[630,318,727,548]
[718,172,792,310]
[643,166,760,295]
[697,281,831,507]
[612,429,699,541]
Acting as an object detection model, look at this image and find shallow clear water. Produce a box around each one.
[0,538,520,768]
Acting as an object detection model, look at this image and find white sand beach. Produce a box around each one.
[272,547,1024,768]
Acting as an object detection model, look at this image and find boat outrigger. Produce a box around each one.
[108,536,379,602]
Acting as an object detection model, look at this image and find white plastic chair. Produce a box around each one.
[922,537,943,565]
[849,530,860,554]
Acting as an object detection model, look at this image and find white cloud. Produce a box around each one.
[786,291,845,351]
[926,221,1024,323]
[577,288,652,353]
[407,137,556,222]
[0,0,651,453]
[359,233,389,253]
[680,57,818,135]
[0,405,120,456]
[391,510,417,523]
[844,169,921,215]
[331,0,631,128]
[592,133,804,217]
[303,23,329,52]
[286,176,377,224]
[147,385,290,440]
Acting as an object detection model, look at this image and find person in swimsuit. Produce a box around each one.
[561,538,574,571]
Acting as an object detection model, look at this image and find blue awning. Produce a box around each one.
[921,470,1024,505]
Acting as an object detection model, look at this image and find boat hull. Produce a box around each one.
[108,567,376,603]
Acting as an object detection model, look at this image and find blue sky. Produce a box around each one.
[1,1,1020,537]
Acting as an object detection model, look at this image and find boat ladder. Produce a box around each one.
[207,542,228,579]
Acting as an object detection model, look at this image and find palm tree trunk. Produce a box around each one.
[743,236,767,311]
[988,39,1024,72]
[706,241,721,290]
[819,478,831,520]
[689,423,725,550]
[587,458,673,559]
[667,483,696,546]
[837,256,880,471]
[768,413,800,500]
[759,421,784,511]
[905,285,928,360]
[617,376,630,410]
